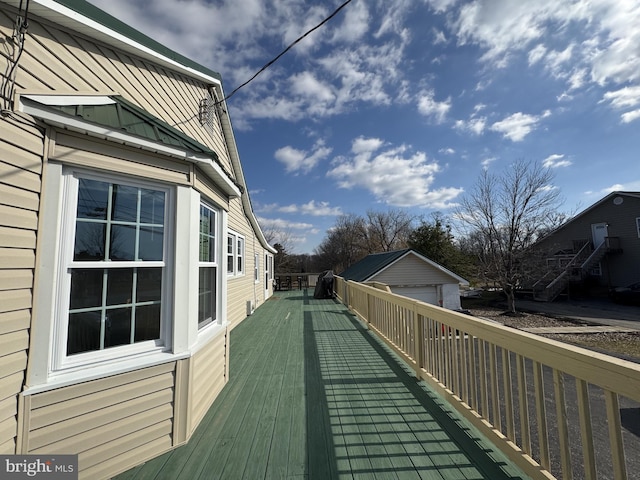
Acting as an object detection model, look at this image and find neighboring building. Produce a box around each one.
[0,0,274,478]
[339,249,469,310]
[530,191,640,301]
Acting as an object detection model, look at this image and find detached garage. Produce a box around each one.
[339,249,469,310]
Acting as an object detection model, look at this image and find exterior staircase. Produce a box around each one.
[533,240,612,302]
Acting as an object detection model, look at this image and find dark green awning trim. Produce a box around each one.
[48,95,218,160]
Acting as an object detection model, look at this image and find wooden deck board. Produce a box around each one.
[115,291,532,480]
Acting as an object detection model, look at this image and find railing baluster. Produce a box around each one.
[576,379,597,480]
[533,361,550,470]
[479,340,489,417]
[605,390,628,480]
[553,370,573,479]
[469,336,477,411]
[452,324,460,397]
[502,349,515,441]
[489,343,500,430]
[516,354,531,455]
[460,331,468,405]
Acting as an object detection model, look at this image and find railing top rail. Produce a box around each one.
[342,277,640,402]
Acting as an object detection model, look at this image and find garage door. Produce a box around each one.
[393,286,438,305]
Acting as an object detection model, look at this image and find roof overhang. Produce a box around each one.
[0,0,222,85]
[19,94,240,198]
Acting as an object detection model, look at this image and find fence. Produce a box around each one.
[334,276,640,480]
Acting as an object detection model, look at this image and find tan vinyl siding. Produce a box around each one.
[373,254,454,286]
[0,114,43,454]
[190,331,227,432]
[51,132,192,185]
[22,363,176,478]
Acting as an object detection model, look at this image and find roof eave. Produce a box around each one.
[2,0,222,85]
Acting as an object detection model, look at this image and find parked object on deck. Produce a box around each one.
[314,270,335,299]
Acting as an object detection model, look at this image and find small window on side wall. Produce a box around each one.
[226,231,245,277]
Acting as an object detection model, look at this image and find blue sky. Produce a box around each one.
[88,0,640,254]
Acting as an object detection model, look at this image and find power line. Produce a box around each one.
[216,0,354,105]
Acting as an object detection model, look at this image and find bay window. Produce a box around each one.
[60,175,170,364]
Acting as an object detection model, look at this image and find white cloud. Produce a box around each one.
[299,200,343,216]
[352,136,385,155]
[602,85,640,109]
[542,154,572,168]
[433,28,447,44]
[327,139,463,208]
[290,72,335,103]
[481,157,497,169]
[444,0,640,105]
[331,0,370,43]
[274,140,332,173]
[455,116,487,135]
[490,111,550,142]
[621,109,640,123]
[417,90,451,123]
[439,147,456,154]
[257,217,314,230]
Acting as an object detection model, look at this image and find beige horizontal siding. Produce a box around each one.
[0,289,31,313]
[83,434,171,480]
[0,310,30,335]
[24,362,177,478]
[0,270,32,291]
[51,133,192,185]
[374,254,455,285]
[190,332,227,431]
[0,227,36,249]
[0,204,38,231]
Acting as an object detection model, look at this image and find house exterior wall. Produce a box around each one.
[0,116,43,454]
[372,254,463,309]
[373,254,457,286]
[0,3,272,478]
[536,194,640,287]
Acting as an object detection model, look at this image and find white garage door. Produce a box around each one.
[393,286,438,305]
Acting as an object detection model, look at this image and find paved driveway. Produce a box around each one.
[516,298,640,330]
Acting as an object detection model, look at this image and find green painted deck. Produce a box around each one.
[115,290,531,480]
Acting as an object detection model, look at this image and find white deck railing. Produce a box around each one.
[334,276,640,480]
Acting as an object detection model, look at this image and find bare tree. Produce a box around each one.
[314,214,367,272]
[364,209,415,253]
[457,159,563,314]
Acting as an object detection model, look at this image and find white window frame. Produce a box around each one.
[254,253,260,283]
[227,231,245,277]
[52,169,174,373]
[198,201,220,330]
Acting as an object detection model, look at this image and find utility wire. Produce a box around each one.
[216,0,353,105]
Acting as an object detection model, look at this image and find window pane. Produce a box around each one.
[106,268,133,306]
[109,225,136,260]
[137,268,162,302]
[111,184,138,222]
[139,226,164,261]
[70,269,103,309]
[134,304,161,341]
[105,307,132,348]
[74,222,106,261]
[77,178,109,220]
[140,188,165,224]
[67,311,102,355]
[199,267,216,328]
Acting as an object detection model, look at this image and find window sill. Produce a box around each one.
[23,350,191,397]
